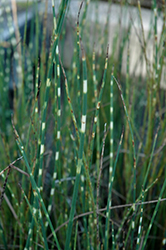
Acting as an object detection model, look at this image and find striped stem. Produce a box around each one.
[64,45,87,250]
[102,67,114,249]
[40,0,49,91]
[136,187,144,250]
[45,60,57,228]
[142,175,166,249]
[58,3,96,222]
[104,128,124,250]
[38,0,68,193]
[96,124,107,247]
[152,0,158,107]
[25,63,40,152]
[87,47,109,245]
[109,69,114,184]
[60,54,95,246]
[124,41,132,194]
[52,0,57,30]
[92,46,98,103]
[38,76,51,193]
[22,0,29,88]
[59,58,80,142]
[55,45,61,180]
[76,2,82,128]
[25,198,49,250]
[18,184,46,247]
[45,45,61,226]
[115,127,159,241]
[12,120,61,249]
[88,46,109,171]
[92,46,100,175]
[34,0,39,88]
[113,76,136,243]
[138,0,153,161]
[112,222,115,250]
[86,47,109,246]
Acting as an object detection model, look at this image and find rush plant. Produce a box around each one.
[0,0,166,249]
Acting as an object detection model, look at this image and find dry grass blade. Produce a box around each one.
[47,197,166,237]
[0,167,11,210]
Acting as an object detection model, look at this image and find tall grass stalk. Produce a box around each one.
[103,67,114,249]
[0,0,166,248]
[92,46,100,174]
[76,3,81,128]
[64,45,88,250]
[115,125,160,242]
[142,176,166,249]
[96,123,107,247]
[38,0,68,190]
[88,45,109,172]
[136,187,144,250]
[104,127,124,250]
[113,76,136,246]
[11,119,61,249]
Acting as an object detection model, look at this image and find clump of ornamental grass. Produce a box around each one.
[0,0,166,249]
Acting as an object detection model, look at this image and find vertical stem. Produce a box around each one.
[12,121,61,249]
[64,45,88,250]
[152,0,158,108]
[109,68,114,185]
[113,76,136,247]
[38,0,68,193]
[92,46,100,175]
[76,9,81,128]
[96,124,107,247]
[104,129,124,250]
[136,187,144,250]
[104,68,114,249]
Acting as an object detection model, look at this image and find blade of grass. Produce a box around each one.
[136,187,144,250]
[59,4,97,230]
[38,0,68,193]
[104,128,124,250]
[113,75,136,247]
[92,46,100,176]
[87,45,109,247]
[97,123,107,247]
[115,126,159,242]
[64,44,87,250]
[74,221,78,250]
[11,118,61,249]
[104,67,114,249]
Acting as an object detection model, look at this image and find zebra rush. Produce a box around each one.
[0,0,166,249]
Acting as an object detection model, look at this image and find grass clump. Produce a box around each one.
[0,0,166,249]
